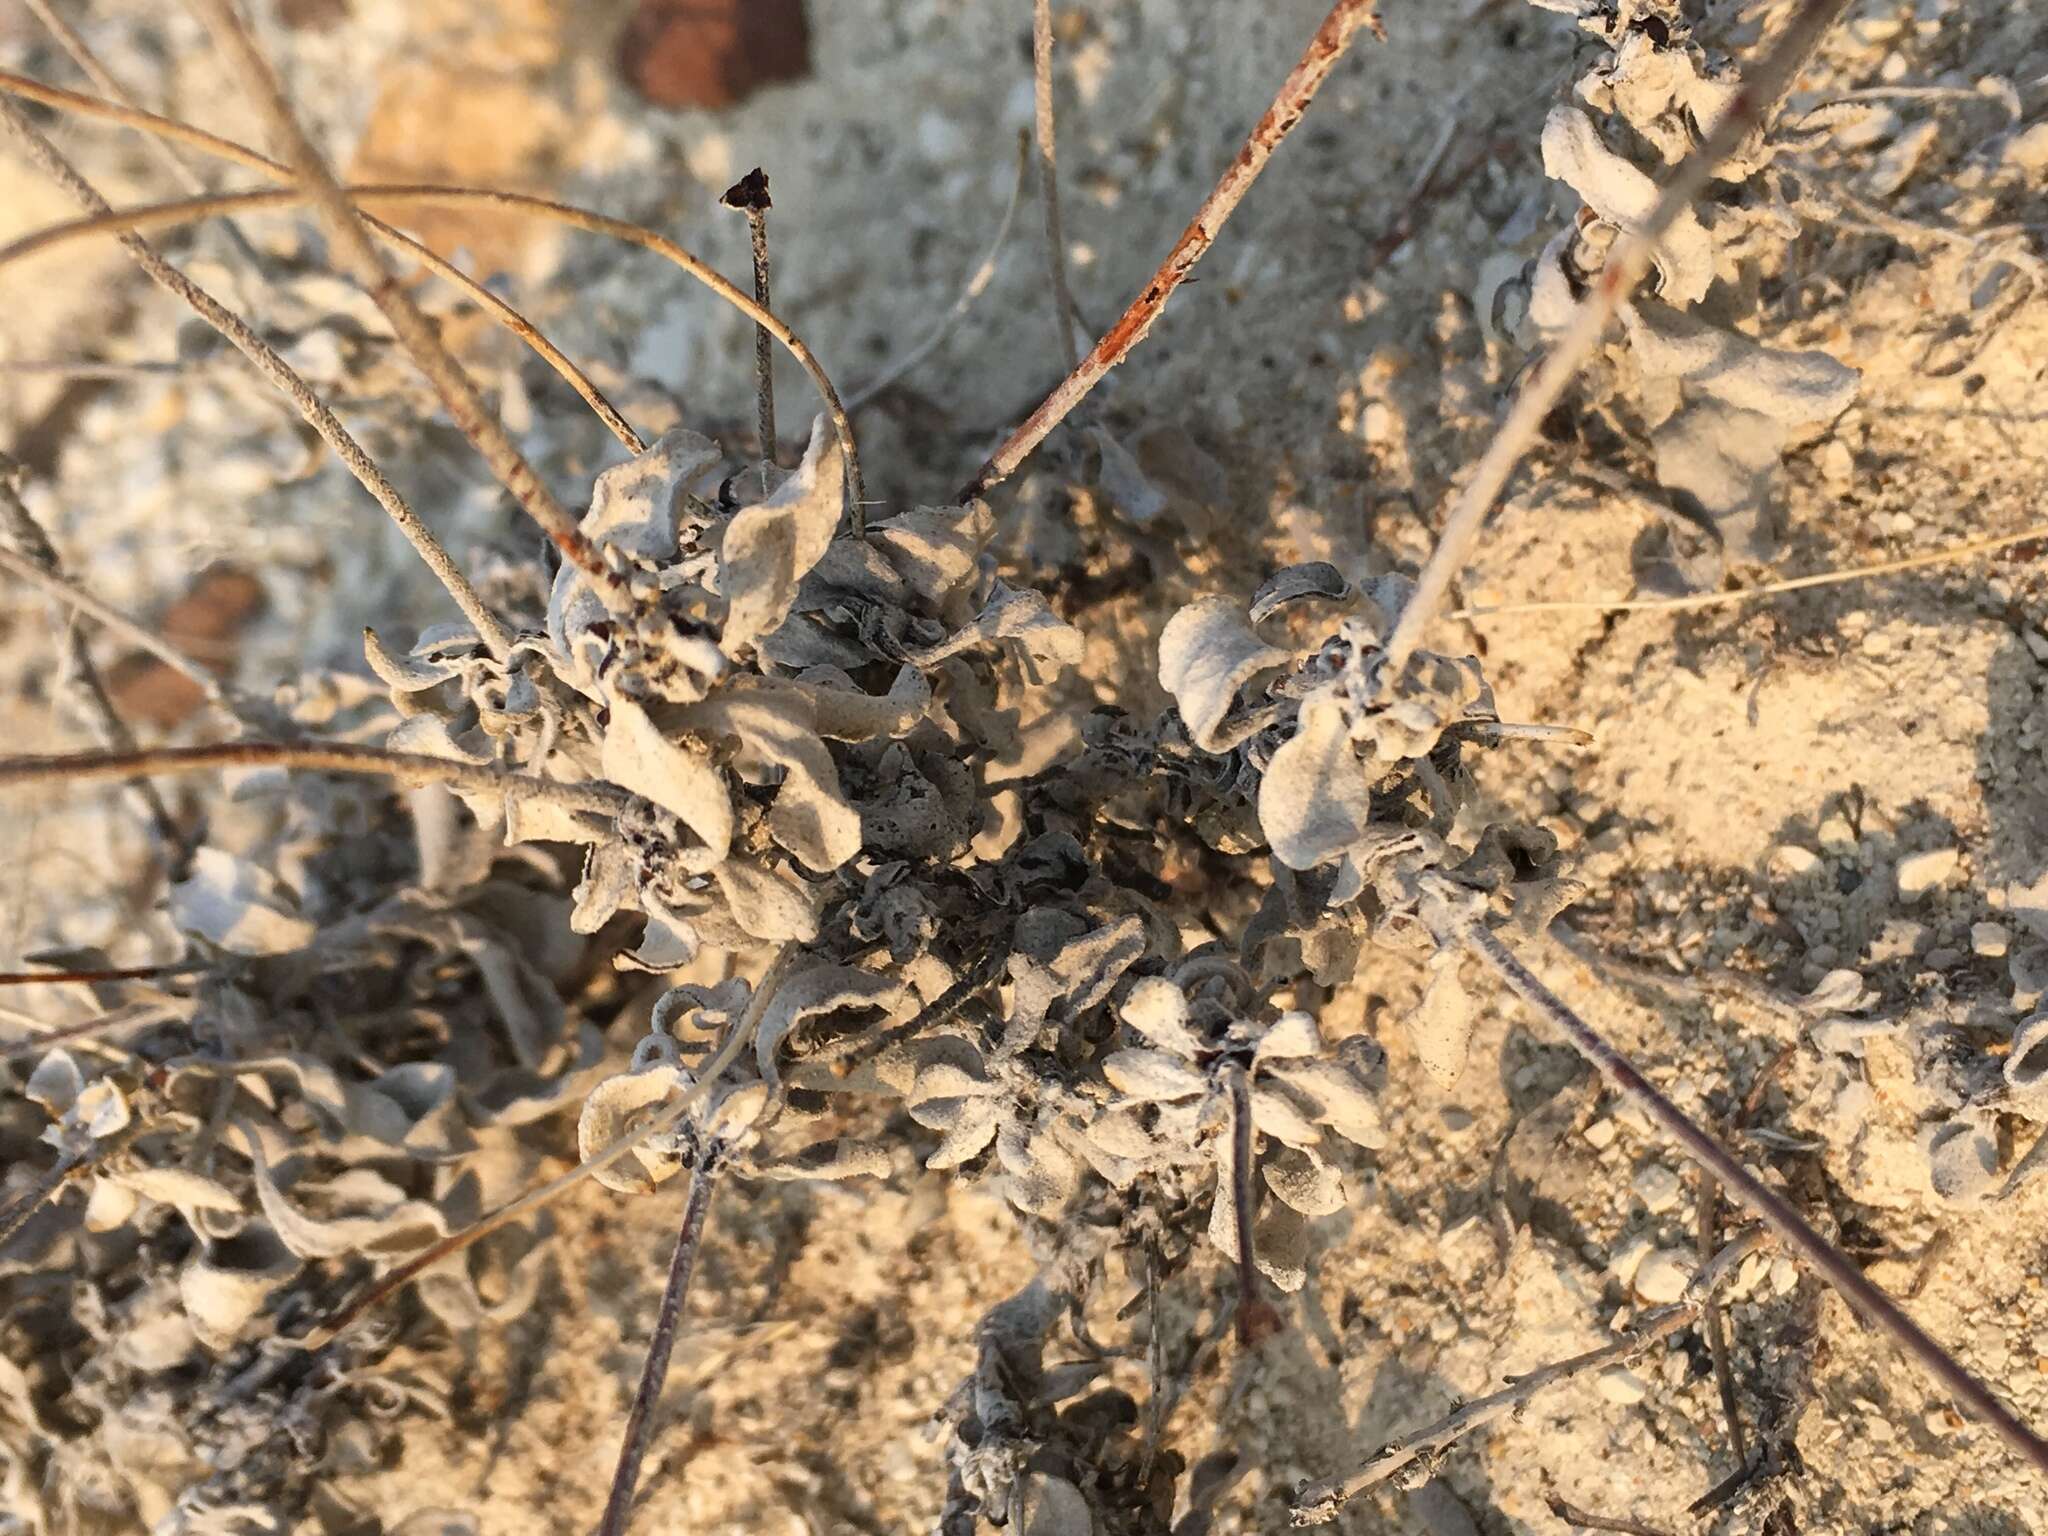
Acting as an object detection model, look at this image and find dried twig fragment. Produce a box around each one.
[1293,1231,1765,1522]
[961,0,1385,497]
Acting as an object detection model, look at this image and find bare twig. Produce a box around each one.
[0,741,631,819]
[1227,1063,1281,1346]
[185,0,629,602]
[1032,0,1080,373]
[1293,1231,1765,1522]
[720,169,778,468]
[0,180,863,526]
[1454,515,2048,622]
[846,131,1031,413]
[0,962,204,988]
[0,68,645,452]
[598,1155,722,1536]
[0,541,230,715]
[1427,884,2048,1484]
[1,1000,184,1061]
[1376,0,1856,679]
[1544,1495,1676,1536]
[960,0,1384,499]
[0,466,188,851]
[21,0,274,278]
[0,1153,85,1251]
[0,95,513,656]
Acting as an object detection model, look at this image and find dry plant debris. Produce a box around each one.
[1,0,2047,1533]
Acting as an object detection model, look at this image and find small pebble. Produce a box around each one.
[1632,1163,1684,1214]
[1817,439,1854,489]
[1769,845,1821,878]
[1438,1105,1477,1139]
[1926,1117,2000,1206]
[1609,1234,1654,1288]
[1583,1117,1618,1151]
[1633,1249,1692,1304]
[1975,922,2012,959]
[1594,1367,1649,1405]
[1770,1257,1799,1296]
[1924,948,1963,972]
[1897,847,1961,900]
[2006,121,2048,174]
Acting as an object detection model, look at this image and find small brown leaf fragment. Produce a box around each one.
[105,565,264,728]
[277,0,352,32]
[619,0,811,111]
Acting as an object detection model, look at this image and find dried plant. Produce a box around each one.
[1,1,2045,1534]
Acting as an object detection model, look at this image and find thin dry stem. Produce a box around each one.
[1,1000,182,1062]
[186,0,625,599]
[1226,1063,1277,1346]
[21,0,275,279]
[0,962,204,988]
[1429,884,2048,1484]
[0,68,645,452]
[1544,1497,1676,1536]
[23,0,206,193]
[961,0,1384,499]
[0,466,188,850]
[598,1156,721,1536]
[1453,516,2048,620]
[303,945,800,1348]
[0,541,230,716]
[0,1153,85,1250]
[0,180,865,530]
[1377,0,1856,679]
[846,131,1031,413]
[720,169,778,466]
[0,741,632,819]
[1293,1231,1765,1522]
[0,95,513,656]
[1033,0,1080,374]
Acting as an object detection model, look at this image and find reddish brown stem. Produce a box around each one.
[959,0,1383,499]
[0,963,202,988]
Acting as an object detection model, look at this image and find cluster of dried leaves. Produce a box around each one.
[4,1,2047,1534]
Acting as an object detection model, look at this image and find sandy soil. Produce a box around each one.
[3,1,2047,1534]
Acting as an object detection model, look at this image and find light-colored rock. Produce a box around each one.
[1594,1367,1649,1405]
[1769,844,1821,878]
[1973,922,2011,958]
[1608,1233,1654,1289]
[1632,1248,1692,1304]
[1896,846,1960,900]
[1631,1163,1684,1214]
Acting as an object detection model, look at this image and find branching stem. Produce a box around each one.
[0,179,864,530]
[1293,1232,1763,1522]
[0,94,514,656]
[186,0,627,603]
[961,0,1384,499]
[0,68,645,452]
